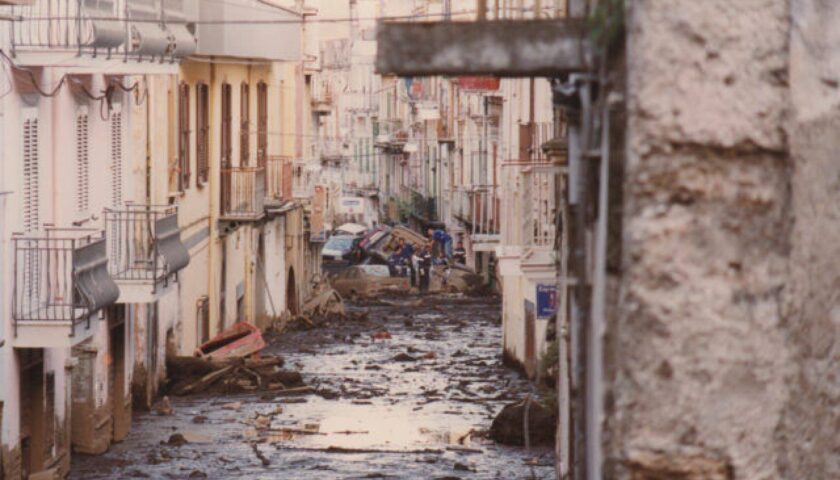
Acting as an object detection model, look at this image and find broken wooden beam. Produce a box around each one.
[375,19,589,77]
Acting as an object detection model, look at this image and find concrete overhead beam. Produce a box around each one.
[375,19,589,77]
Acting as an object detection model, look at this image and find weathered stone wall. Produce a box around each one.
[606,0,801,478]
[777,1,840,478]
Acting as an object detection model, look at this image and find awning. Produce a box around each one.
[167,24,197,56]
[128,0,170,56]
[164,0,197,57]
[73,238,120,314]
[82,0,125,49]
[154,214,190,275]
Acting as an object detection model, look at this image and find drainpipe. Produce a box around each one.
[145,76,152,205]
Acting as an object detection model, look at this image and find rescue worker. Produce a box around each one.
[418,244,433,292]
[427,228,453,258]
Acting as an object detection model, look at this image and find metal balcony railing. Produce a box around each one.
[9,0,196,61]
[104,204,189,283]
[221,166,266,220]
[12,228,119,332]
[469,185,500,240]
[265,155,293,202]
[292,161,315,199]
[520,164,557,248]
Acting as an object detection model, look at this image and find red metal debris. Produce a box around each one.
[371,331,392,341]
[195,322,266,360]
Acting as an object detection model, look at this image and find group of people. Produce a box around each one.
[386,228,466,292]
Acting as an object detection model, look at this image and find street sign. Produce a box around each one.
[536,283,557,318]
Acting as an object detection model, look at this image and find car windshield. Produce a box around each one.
[325,236,354,251]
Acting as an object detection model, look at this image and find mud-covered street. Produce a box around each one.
[70,295,554,479]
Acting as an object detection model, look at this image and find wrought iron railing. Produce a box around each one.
[221,166,266,219]
[8,0,195,61]
[292,162,314,199]
[520,164,557,248]
[104,204,183,282]
[265,155,292,202]
[469,185,500,238]
[12,228,118,330]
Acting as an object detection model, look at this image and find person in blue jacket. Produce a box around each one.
[427,228,452,258]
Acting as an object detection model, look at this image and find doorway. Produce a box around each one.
[109,306,128,442]
[18,348,46,478]
[286,267,298,315]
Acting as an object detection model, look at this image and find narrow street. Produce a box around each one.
[70,295,554,480]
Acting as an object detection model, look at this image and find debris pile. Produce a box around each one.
[166,355,309,396]
[489,398,556,447]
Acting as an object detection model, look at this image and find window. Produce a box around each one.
[110,105,123,208]
[178,83,191,190]
[221,83,233,215]
[257,81,267,168]
[22,111,40,233]
[240,83,250,166]
[76,107,90,217]
[195,82,209,186]
[221,83,232,168]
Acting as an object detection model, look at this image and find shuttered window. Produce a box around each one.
[195,82,209,186]
[240,82,250,166]
[221,83,233,215]
[257,81,267,168]
[111,106,123,208]
[178,82,191,190]
[221,83,232,168]
[22,112,40,233]
[76,107,90,216]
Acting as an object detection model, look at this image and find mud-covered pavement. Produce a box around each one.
[70,295,554,479]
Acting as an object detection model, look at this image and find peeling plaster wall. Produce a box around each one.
[607,0,798,478]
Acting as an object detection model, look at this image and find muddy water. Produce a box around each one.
[70,295,555,479]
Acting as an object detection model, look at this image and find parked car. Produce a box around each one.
[331,265,410,298]
[321,235,362,273]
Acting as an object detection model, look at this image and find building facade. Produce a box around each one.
[0,1,316,478]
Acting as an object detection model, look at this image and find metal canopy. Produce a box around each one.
[74,238,120,314]
[155,214,191,275]
[376,19,589,77]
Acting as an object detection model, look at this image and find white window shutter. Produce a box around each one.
[76,107,90,216]
[111,104,124,208]
[22,110,40,233]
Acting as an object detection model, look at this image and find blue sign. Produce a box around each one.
[536,284,557,318]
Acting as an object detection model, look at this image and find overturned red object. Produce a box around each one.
[371,331,392,341]
[195,322,266,360]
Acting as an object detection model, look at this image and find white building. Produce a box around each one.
[0,1,194,476]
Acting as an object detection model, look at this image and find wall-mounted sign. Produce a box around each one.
[456,76,501,91]
[536,283,557,318]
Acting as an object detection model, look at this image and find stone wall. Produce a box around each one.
[602,0,833,478]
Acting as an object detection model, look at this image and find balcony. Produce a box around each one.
[12,228,119,348]
[104,204,190,303]
[221,166,266,222]
[520,164,557,266]
[468,185,501,250]
[292,161,315,199]
[311,82,333,114]
[8,0,197,68]
[265,155,293,205]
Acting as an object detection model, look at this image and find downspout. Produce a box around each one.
[145,76,151,205]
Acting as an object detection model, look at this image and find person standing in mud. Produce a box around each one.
[418,244,433,292]
[427,228,453,258]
